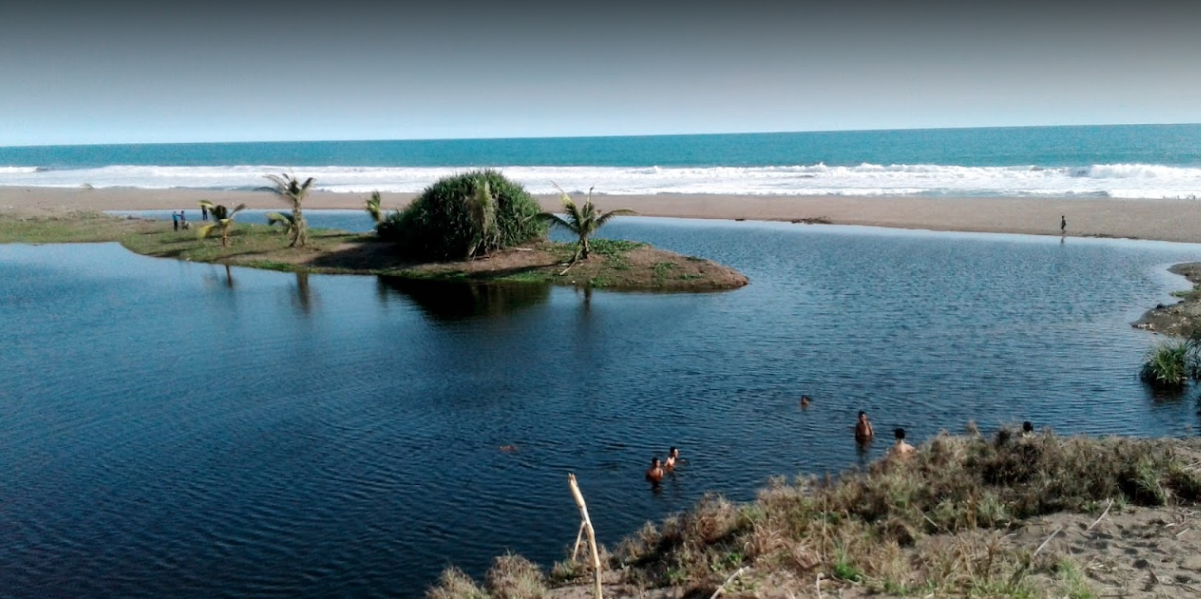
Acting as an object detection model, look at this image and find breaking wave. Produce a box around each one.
[2,163,1201,199]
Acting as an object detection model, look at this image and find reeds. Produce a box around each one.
[1140,337,1201,389]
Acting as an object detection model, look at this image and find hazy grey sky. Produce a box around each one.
[2,0,1199,145]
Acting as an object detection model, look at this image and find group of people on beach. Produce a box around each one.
[171,206,212,231]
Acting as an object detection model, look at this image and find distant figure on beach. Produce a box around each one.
[890,428,915,460]
[179,211,189,230]
[1061,215,1066,235]
[800,395,811,408]
[664,447,681,471]
[172,211,180,231]
[855,411,874,444]
[201,204,209,221]
[645,457,665,484]
[1022,421,1035,436]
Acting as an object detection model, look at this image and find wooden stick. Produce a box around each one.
[1032,527,1062,557]
[1086,499,1113,532]
[708,566,747,599]
[569,473,603,599]
[572,521,587,562]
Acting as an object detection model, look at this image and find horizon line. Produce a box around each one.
[3,122,1200,150]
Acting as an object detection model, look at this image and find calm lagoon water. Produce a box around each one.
[4,216,1201,598]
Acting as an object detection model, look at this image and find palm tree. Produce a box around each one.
[266,211,298,237]
[197,200,247,247]
[465,179,500,258]
[264,173,314,247]
[538,184,635,263]
[365,191,384,224]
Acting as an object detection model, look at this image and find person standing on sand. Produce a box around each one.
[889,428,915,460]
[1061,215,1066,235]
[201,204,209,221]
[172,211,180,231]
[855,411,874,444]
[645,457,664,484]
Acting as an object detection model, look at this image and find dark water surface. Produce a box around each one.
[4,218,1201,598]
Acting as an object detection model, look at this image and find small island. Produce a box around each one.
[0,170,748,292]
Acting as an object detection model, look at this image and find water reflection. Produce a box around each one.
[376,277,551,320]
[294,272,315,314]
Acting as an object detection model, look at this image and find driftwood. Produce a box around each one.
[569,473,603,599]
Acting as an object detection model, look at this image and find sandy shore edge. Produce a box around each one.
[3,186,1201,244]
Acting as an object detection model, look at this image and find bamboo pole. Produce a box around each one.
[568,473,603,599]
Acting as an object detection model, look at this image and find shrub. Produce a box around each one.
[1139,338,1200,389]
[485,553,546,599]
[377,170,547,260]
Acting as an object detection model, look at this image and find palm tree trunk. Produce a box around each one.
[290,205,307,247]
[580,236,590,260]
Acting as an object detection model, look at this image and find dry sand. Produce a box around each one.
[4,186,1201,244]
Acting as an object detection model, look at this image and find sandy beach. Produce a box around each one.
[3,186,1201,244]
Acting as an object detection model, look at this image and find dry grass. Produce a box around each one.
[426,431,1201,598]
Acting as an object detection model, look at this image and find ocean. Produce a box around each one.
[2,124,1200,199]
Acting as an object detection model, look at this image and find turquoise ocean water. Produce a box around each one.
[2,124,1200,197]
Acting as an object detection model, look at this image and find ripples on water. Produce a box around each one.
[3,216,1201,598]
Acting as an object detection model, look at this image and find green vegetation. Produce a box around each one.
[377,170,547,260]
[197,201,247,247]
[538,184,635,263]
[431,430,1201,598]
[365,191,383,225]
[264,173,314,247]
[0,211,748,291]
[1140,337,1201,389]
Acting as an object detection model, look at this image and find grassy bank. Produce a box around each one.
[0,211,748,291]
[432,430,1201,599]
[1135,263,1201,338]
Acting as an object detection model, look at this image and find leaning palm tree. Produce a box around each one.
[538,183,635,263]
[197,200,247,247]
[263,173,314,247]
[365,191,384,224]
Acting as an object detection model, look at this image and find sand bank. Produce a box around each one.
[3,186,1201,244]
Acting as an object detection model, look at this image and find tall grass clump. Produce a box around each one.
[377,170,547,260]
[1139,337,1201,389]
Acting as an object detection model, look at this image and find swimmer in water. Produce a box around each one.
[855,411,874,444]
[664,447,681,470]
[645,457,665,484]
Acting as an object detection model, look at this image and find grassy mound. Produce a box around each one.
[377,170,547,260]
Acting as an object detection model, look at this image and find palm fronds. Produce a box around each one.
[365,191,384,224]
[263,173,313,247]
[196,201,246,247]
[538,183,636,262]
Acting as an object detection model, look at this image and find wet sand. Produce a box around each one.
[3,186,1200,244]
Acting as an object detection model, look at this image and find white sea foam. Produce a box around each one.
[2,163,1201,199]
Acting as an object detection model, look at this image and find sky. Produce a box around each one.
[2,0,1200,146]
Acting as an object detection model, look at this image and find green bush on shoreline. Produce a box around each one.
[1140,337,1201,389]
[377,170,547,260]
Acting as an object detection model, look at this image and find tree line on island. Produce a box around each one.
[195,169,634,266]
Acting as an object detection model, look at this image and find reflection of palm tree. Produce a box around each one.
[264,173,314,247]
[294,272,312,313]
[223,264,234,288]
[197,201,247,247]
[538,183,635,263]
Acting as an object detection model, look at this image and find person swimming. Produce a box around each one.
[855,411,874,444]
[664,447,681,470]
[890,428,915,460]
[645,457,665,483]
[800,395,811,408]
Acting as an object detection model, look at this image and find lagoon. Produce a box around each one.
[3,216,1200,598]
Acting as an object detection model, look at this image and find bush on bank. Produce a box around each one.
[377,170,547,260]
